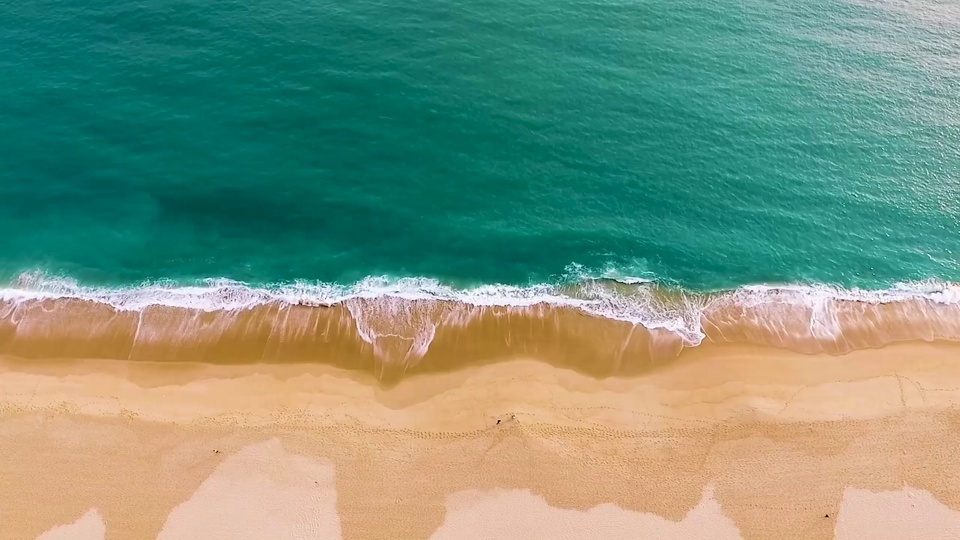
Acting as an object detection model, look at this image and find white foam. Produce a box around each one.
[734,280,960,306]
[344,296,441,365]
[608,276,654,285]
[3,270,959,349]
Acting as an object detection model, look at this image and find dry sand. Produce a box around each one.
[2,341,960,539]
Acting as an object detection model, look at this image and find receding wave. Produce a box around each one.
[2,272,960,382]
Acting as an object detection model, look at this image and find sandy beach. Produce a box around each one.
[3,0,959,534]
[3,339,960,539]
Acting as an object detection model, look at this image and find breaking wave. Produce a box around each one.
[2,270,960,381]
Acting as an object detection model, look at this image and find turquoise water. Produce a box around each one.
[1,0,958,293]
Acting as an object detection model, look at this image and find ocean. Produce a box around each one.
[1,0,958,375]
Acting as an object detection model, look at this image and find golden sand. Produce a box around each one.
[34,511,105,540]
[2,339,960,539]
[429,485,742,540]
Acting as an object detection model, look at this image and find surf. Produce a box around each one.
[1,271,959,383]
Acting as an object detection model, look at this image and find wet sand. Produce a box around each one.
[3,340,960,539]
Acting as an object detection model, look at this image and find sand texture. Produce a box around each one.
[3,341,960,539]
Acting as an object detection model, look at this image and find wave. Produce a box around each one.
[1,270,701,337]
[2,271,960,382]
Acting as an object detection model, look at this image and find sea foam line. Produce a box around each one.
[1,273,591,311]
[2,271,960,347]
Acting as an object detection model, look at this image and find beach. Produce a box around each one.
[2,0,958,535]
[4,334,960,539]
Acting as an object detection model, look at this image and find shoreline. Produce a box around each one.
[4,275,960,349]
[3,341,960,538]
[4,291,960,387]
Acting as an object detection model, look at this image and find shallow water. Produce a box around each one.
[1,0,958,360]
